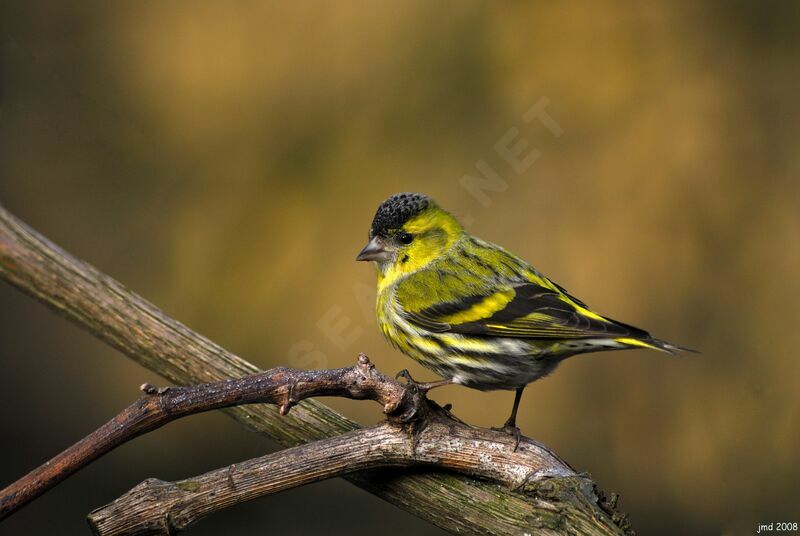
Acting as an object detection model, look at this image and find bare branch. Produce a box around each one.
[0,354,409,519]
[87,407,578,535]
[0,204,633,535]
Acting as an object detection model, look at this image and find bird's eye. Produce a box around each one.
[399,233,414,245]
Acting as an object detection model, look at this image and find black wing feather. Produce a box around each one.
[406,282,652,340]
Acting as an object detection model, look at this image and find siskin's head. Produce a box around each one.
[356,193,463,277]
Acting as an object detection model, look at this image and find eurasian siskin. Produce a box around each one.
[357,192,692,437]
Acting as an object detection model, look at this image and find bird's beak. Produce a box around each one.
[356,236,391,262]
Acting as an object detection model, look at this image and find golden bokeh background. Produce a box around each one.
[2,2,799,535]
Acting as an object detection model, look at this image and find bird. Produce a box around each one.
[356,192,693,443]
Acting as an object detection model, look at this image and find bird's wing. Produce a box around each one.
[402,279,651,341]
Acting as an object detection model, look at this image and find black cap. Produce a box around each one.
[369,193,431,238]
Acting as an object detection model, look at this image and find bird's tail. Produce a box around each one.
[648,338,699,355]
[613,336,698,355]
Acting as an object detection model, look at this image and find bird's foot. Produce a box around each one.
[395,369,451,394]
[392,370,458,425]
[390,369,427,423]
[491,423,522,452]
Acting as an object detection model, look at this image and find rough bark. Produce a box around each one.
[86,401,579,535]
[1,354,411,518]
[0,204,633,535]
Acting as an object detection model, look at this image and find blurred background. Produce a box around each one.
[1,1,799,535]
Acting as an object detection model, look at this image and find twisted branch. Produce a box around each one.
[82,357,576,535]
[0,354,411,519]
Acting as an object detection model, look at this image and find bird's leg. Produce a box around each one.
[492,387,525,451]
[504,386,525,428]
[395,369,453,393]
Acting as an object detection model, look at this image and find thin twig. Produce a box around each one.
[0,354,409,520]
